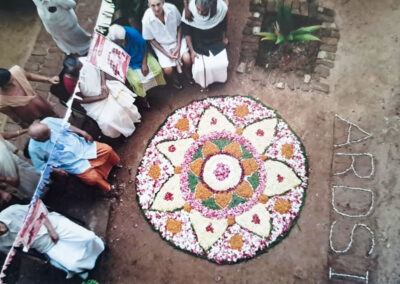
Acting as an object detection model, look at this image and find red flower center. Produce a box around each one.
[164,192,174,201]
[213,163,230,181]
[206,224,214,233]
[168,145,176,152]
[256,129,264,136]
[277,174,284,183]
[210,117,218,125]
[252,214,261,224]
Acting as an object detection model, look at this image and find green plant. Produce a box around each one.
[255,0,321,45]
[82,280,99,284]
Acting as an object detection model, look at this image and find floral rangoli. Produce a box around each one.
[136,96,308,263]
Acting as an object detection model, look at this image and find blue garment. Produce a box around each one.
[123,26,146,69]
[28,117,97,175]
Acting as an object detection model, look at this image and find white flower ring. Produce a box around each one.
[136,96,308,263]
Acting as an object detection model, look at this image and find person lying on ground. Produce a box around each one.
[0,130,42,201]
[108,24,166,99]
[0,203,105,279]
[60,56,141,138]
[28,117,120,192]
[181,0,229,91]
[143,0,193,90]
[32,0,91,56]
[0,67,58,127]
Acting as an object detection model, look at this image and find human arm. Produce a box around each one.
[183,0,193,21]
[171,26,182,58]
[25,71,59,85]
[185,35,197,63]
[149,40,178,60]
[0,129,28,140]
[222,14,228,45]
[43,217,59,244]
[68,125,93,142]
[141,47,149,76]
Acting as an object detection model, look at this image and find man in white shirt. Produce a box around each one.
[142,0,193,90]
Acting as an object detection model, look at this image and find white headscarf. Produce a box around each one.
[108,24,126,41]
[182,0,228,30]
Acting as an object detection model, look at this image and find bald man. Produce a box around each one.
[28,117,120,192]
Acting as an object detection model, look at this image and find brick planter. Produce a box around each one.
[236,0,340,94]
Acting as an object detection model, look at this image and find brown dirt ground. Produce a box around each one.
[94,0,400,283]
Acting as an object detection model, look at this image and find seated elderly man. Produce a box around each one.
[0,203,104,279]
[28,117,120,192]
[0,66,58,127]
[0,129,41,201]
[181,0,229,91]
[142,0,193,89]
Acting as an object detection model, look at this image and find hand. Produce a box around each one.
[101,85,109,97]
[185,7,193,21]
[48,76,60,84]
[0,190,12,203]
[190,51,198,63]
[172,46,180,59]
[141,63,149,76]
[223,37,229,46]
[49,231,59,244]
[52,168,68,176]
[82,131,93,143]
[168,52,179,60]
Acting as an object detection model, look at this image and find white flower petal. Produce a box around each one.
[235,203,271,238]
[151,175,185,211]
[157,138,194,166]
[243,118,277,154]
[189,210,228,250]
[197,106,236,136]
[264,160,301,196]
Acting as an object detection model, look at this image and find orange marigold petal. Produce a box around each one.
[261,155,268,161]
[223,142,242,159]
[227,216,235,226]
[202,141,220,157]
[191,133,199,140]
[183,203,192,212]
[189,158,203,176]
[274,199,292,214]
[195,183,213,200]
[236,128,243,135]
[258,194,269,204]
[241,159,259,176]
[174,166,182,174]
[148,164,161,179]
[230,234,244,250]
[234,181,254,198]
[166,218,182,235]
[175,118,189,131]
[235,105,249,118]
[214,192,233,208]
[281,143,294,160]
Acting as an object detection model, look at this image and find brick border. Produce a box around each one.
[236,0,340,94]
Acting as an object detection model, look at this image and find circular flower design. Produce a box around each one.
[136,96,308,263]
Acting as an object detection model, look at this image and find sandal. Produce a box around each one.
[188,79,195,85]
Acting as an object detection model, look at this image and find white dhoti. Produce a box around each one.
[192,49,229,88]
[45,213,105,278]
[151,38,189,68]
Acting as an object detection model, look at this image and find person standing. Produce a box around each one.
[142,0,193,89]
[32,0,91,55]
